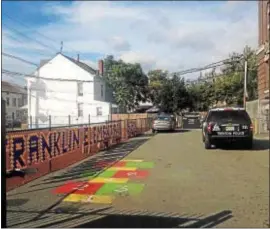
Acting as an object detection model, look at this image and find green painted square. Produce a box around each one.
[97,170,117,178]
[125,161,155,169]
[80,171,97,178]
[96,183,145,196]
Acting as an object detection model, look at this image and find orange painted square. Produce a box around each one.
[52,181,88,194]
[73,183,104,195]
[113,170,149,179]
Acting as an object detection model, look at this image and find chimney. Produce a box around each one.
[98,59,104,76]
[77,54,80,62]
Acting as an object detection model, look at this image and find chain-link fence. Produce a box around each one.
[6,113,156,132]
[246,99,269,134]
[6,114,113,131]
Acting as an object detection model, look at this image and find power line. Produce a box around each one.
[2,22,57,54]
[172,55,244,76]
[2,32,54,57]
[2,69,95,82]
[2,12,81,56]
[2,52,38,66]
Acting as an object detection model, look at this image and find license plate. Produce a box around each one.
[217,132,232,136]
[225,126,234,131]
[233,131,244,136]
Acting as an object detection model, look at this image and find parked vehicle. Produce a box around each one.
[202,107,253,149]
[152,114,176,133]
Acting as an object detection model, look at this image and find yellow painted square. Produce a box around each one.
[90,195,114,204]
[89,177,128,184]
[63,194,114,204]
[63,193,88,202]
[107,167,137,171]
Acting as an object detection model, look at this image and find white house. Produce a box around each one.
[27,53,117,128]
[2,81,28,123]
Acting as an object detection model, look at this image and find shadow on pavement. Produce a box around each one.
[6,208,233,228]
[157,129,191,134]
[8,137,151,198]
[28,137,150,188]
[7,198,29,207]
[218,139,269,151]
[75,210,232,228]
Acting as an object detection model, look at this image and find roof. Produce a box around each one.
[61,54,97,75]
[1,81,27,95]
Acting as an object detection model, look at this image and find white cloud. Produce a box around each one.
[2,1,258,83]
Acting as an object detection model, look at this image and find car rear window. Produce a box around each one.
[207,110,251,122]
[157,116,171,121]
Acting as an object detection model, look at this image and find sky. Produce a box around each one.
[2,1,258,86]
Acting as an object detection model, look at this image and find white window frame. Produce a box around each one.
[77,82,83,96]
[78,103,83,117]
[96,107,102,116]
[12,98,16,107]
[101,84,104,97]
[6,97,9,106]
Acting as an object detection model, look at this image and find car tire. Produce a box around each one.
[152,129,156,134]
[204,136,211,149]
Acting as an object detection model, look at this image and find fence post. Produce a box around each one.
[30,115,32,129]
[68,115,71,127]
[49,115,51,130]
[2,99,7,228]
[88,114,91,126]
[12,112,14,130]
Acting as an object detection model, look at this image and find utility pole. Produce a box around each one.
[2,99,6,228]
[60,41,63,53]
[243,60,248,109]
[35,68,40,128]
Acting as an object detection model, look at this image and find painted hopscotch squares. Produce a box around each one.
[52,159,155,204]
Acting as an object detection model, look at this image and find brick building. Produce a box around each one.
[256,0,269,130]
[257,0,269,100]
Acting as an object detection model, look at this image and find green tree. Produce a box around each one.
[158,74,190,113]
[215,45,258,106]
[103,55,148,111]
[148,69,169,105]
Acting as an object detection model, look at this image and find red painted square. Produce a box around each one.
[114,161,127,167]
[113,170,149,179]
[52,181,87,194]
[73,183,104,195]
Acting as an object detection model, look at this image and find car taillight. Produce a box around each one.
[207,123,213,133]
[250,124,253,131]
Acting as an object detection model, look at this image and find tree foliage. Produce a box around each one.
[187,45,258,110]
[103,55,148,111]
[103,45,258,113]
[148,71,190,113]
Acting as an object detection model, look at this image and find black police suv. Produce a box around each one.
[202,107,253,149]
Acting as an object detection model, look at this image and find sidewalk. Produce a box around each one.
[255,132,269,140]
[6,135,152,228]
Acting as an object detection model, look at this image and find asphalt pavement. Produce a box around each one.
[6,129,269,228]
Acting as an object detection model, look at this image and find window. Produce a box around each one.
[208,110,251,123]
[96,107,102,116]
[18,98,22,107]
[78,103,83,117]
[77,82,83,96]
[6,97,9,106]
[12,98,16,107]
[101,85,104,97]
